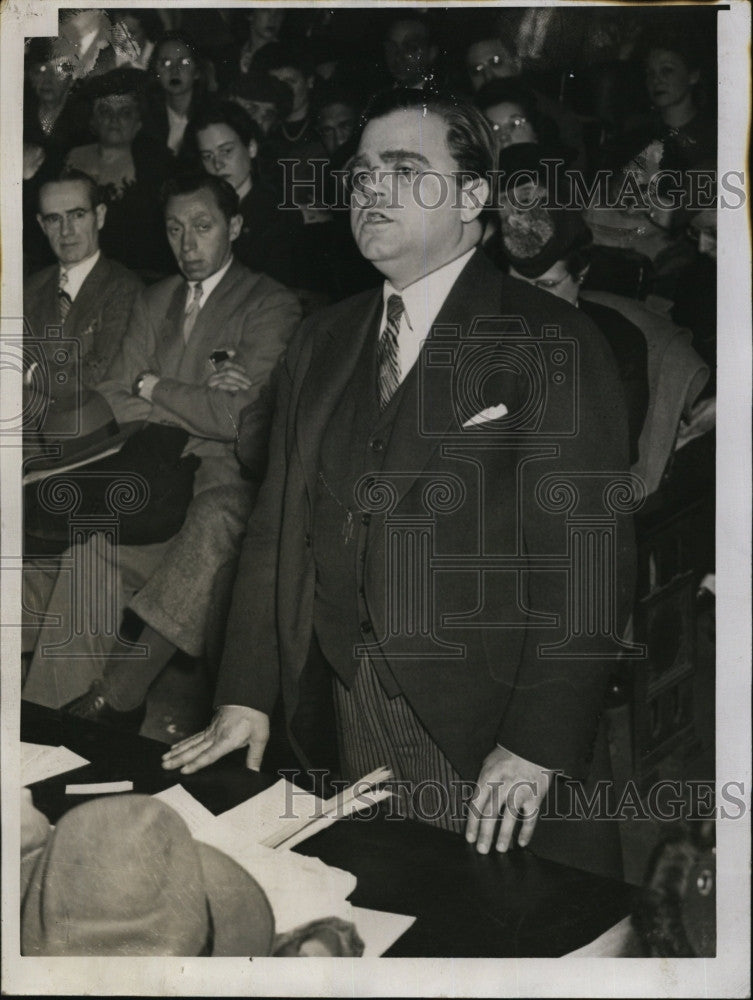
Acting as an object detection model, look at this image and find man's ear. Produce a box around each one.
[247,138,258,161]
[228,212,243,242]
[459,175,490,223]
[94,202,107,230]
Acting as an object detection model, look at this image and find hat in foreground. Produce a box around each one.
[21,794,275,956]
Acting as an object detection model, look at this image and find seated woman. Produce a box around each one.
[474,78,574,163]
[141,31,210,159]
[65,67,174,277]
[590,31,716,296]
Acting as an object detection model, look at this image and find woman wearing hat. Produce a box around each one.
[65,67,174,277]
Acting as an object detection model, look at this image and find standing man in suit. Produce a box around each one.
[25,170,143,392]
[23,172,301,716]
[164,91,636,877]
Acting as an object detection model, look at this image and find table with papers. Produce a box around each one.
[19,700,634,957]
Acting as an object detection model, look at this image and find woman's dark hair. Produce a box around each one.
[192,101,263,150]
[149,30,201,74]
[358,87,495,182]
[81,66,149,121]
[637,28,705,74]
[161,171,240,221]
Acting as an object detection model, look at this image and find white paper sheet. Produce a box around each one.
[349,906,416,956]
[21,742,90,786]
[65,780,134,795]
[152,784,216,836]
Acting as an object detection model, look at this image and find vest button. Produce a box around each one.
[358,586,365,597]
[360,620,372,634]
[304,532,311,546]
[361,513,371,526]
[370,438,384,452]
[359,551,366,563]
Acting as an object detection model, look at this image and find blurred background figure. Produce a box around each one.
[110,8,164,71]
[382,12,441,90]
[65,67,173,277]
[143,31,208,158]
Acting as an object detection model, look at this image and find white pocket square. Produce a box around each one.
[462,403,508,428]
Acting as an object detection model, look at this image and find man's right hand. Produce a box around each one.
[161,705,269,774]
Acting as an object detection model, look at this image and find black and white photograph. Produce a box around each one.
[0,2,750,996]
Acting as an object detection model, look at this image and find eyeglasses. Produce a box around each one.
[489,116,528,135]
[470,53,512,75]
[157,57,194,71]
[342,165,461,197]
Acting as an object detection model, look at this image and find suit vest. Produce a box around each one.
[312,317,408,695]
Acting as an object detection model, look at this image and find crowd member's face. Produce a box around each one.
[37,180,105,266]
[248,10,284,44]
[384,20,437,86]
[509,259,581,306]
[349,109,484,289]
[484,100,536,151]
[317,102,357,156]
[269,65,310,116]
[92,94,142,147]
[466,39,520,91]
[155,40,199,97]
[197,123,256,192]
[28,57,75,105]
[165,187,241,281]
[645,49,699,111]
[234,97,279,135]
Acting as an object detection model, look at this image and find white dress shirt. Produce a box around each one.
[380,247,476,384]
[60,250,100,301]
[184,255,233,312]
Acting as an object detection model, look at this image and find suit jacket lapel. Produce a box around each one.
[381,250,503,507]
[154,282,187,373]
[296,290,382,499]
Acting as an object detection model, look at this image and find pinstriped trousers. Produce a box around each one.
[332,655,468,833]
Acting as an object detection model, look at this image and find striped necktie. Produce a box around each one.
[182,282,203,343]
[377,293,404,410]
[58,270,72,323]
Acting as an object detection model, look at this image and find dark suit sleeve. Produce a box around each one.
[82,272,144,386]
[212,321,310,714]
[149,286,301,440]
[495,311,637,780]
[96,290,156,427]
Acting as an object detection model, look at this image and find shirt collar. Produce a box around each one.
[382,247,476,340]
[236,176,252,202]
[185,254,233,308]
[59,250,100,301]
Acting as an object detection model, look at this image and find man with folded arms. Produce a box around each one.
[165,90,636,879]
[23,171,301,720]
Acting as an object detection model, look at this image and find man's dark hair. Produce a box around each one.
[358,88,495,182]
[161,172,239,221]
[229,72,293,120]
[192,100,263,150]
[313,82,360,120]
[40,168,104,211]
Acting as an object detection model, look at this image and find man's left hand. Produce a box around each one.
[465,745,553,855]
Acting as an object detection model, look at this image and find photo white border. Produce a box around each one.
[1,2,750,996]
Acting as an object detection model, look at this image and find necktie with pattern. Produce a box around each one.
[182,282,203,343]
[58,270,72,323]
[377,293,404,410]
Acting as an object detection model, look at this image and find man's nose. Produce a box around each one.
[60,214,75,236]
[181,229,197,251]
[212,154,225,172]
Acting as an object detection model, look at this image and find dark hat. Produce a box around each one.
[80,66,147,102]
[231,71,293,120]
[23,388,133,476]
[499,201,592,278]
[21,795,275,956]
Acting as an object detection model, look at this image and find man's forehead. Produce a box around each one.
[357,109,450,158]
[39,180,91,209]
[166,190,222,217]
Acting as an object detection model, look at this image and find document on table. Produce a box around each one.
[21,742,90,786]
[153,784,216,835]
[195,822,357,933]
[349,906,416,956]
